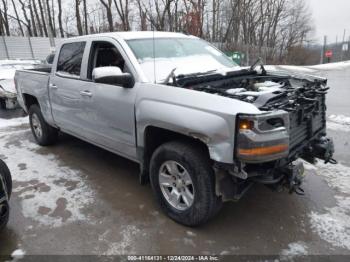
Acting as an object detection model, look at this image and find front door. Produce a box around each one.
[78,40,138,159]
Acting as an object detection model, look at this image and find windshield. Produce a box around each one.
[127,38,239,83]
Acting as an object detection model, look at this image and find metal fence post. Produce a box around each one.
[27,36,35,59]
[1,35,10,59]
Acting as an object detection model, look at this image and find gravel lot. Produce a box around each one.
[0,64,350,260]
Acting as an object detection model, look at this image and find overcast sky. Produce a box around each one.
[307,0,350,44]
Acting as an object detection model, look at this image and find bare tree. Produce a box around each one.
[0,0,10,35]
[135,0,147,30]
[75,0,83,35]
[45,0,55,36]
[57,0,64,37]
[18,0,33,36]
[37,0,48,36]
[83,0,88,34]
[28,0,38,36]
[113,0,130,31]
[32,0,43,36]
[99,0,114,32]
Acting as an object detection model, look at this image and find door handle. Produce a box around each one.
[80,90,92,97]
[50,83,58,89]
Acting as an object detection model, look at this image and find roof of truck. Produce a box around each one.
[69,31,197,41]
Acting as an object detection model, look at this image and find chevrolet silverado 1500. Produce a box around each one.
[15,32,335,226]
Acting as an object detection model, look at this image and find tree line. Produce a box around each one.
[0,0,315,64]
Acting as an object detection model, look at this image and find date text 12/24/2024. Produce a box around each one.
[127,256,220,261]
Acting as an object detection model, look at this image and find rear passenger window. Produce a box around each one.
[57,42,86,76]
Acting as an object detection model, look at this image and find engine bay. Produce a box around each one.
[175,70,329,112]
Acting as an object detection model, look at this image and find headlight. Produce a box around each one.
[235,111,290,163]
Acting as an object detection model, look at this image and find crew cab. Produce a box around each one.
[15,32,335,226]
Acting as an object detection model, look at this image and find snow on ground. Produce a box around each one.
[305,161,350,250]
[280,241,308,256]
[303,112,350,250]
[0,117,29,128]
[266,60,350,73]
[311,61,350,71]
[11,249,26,261]
[327,114,350,132]
[0,117,94,227]
[103,225,141,255]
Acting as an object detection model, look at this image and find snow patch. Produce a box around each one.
[306,161,350,250]
[328,115,350,125]
[11,249,26,260]
[310,61,350,71]
[326,114,350,132]
[186,231,197,237]
[266,61,350,74]
[0,117,94,227]
[0,117,29,128]
[278,65,316,73]
[104,225,141,255]
[280,242,308,256]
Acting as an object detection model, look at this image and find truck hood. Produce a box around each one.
[173,68,328,112]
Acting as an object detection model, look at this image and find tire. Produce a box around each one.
[150,141,222,226]
[0,159,12,199]
[0,98,6,109]
[0,201,9,231]
[0,159,11,231]
[29,104,58,146]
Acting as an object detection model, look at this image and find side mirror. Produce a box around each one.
[92,66,134,88]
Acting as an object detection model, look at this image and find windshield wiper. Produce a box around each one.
[162,68,177,85]
[176,69,219,79]
[162,69,219,85]
[250,57,267,75]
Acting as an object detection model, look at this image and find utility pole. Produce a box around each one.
[340,29,346,61]
[42,0,55,49]
[321,35,327,64]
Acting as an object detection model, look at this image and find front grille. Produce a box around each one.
[288,95,326,157]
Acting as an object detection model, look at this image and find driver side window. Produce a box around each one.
[88,41,129,79]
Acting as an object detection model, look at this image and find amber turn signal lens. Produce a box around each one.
[238,144,288,156]
[238,119,254,130]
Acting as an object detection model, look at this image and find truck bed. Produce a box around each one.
[15,68,53,124]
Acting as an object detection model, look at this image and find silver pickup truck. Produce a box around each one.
[15,32,335,226]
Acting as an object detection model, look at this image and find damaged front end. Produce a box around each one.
[176,67,336,201]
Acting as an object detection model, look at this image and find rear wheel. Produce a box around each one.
[29,104,58,146]
[150,141,222,226]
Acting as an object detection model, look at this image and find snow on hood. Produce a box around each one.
[139,54,240,83]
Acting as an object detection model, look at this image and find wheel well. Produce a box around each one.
[141,126,210,175]
[23,94,39,110]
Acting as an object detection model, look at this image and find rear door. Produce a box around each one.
[49,41,91,136]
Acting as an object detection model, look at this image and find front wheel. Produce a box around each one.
[150,141,222,226]
[29,105,58,146]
